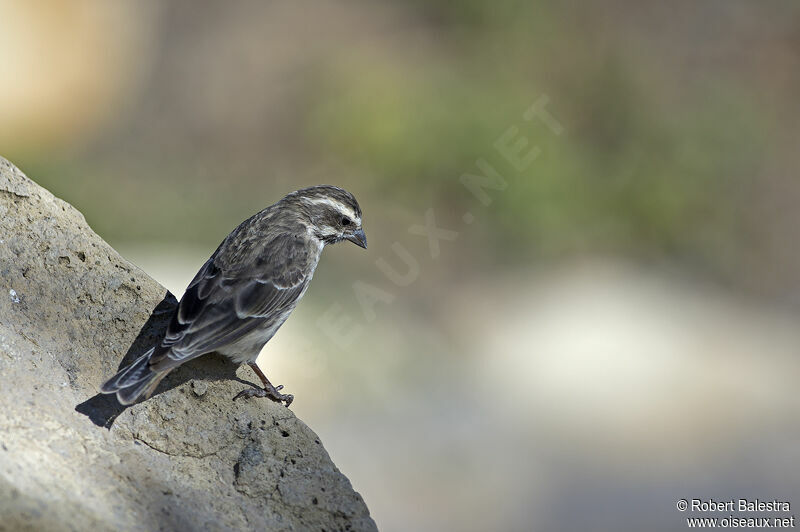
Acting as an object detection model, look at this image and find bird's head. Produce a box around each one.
[284,185,367,249]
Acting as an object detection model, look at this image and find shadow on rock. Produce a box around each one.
[75,293,252,428]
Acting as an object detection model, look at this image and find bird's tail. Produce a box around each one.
[100,347,168,405]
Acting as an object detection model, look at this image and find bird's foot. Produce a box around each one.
[233,383,294,407]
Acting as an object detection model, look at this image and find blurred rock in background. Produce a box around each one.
[2,1,799,530]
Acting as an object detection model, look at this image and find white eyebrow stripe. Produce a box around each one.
[303,197,359,222]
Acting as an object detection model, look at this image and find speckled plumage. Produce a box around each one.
[101,185,366,406]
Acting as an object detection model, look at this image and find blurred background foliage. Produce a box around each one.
[2,1,800,531]
[4,0,794,297]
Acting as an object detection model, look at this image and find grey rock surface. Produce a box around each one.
[0,157,376,532]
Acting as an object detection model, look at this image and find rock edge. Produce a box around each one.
[0,156,376,532]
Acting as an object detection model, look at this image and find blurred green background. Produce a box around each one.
[3,1,799,530]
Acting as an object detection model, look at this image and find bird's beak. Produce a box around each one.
[346,228,367,249]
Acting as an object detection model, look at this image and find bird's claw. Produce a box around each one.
[233,385,293,407]
[280,393,294,407]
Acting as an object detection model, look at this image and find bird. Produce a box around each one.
[100,185,366,407]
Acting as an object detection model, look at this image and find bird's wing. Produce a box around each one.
[148,234,312,371]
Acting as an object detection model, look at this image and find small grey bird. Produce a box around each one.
[101,185,366,407]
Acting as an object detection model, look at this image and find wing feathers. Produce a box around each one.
[149,234,314,369]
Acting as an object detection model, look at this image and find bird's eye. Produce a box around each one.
[341,217,351,226]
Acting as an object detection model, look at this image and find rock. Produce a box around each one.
[0,157,376,532]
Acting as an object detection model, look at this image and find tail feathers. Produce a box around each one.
[100,347,168,405]
[115,371,168,405]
